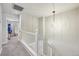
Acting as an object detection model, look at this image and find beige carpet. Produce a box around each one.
[0,36,30,56]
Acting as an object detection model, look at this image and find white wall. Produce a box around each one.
[6,13,19,21]
[1,4,8,45]
[45,7,79,56]
[0,4,2,54]
[21,13,38,33]
[21,13,38,44]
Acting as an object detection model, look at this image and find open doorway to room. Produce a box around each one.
[6,14,20,40]
[7,20,18,40]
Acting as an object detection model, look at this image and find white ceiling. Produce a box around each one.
[3,3,79,17]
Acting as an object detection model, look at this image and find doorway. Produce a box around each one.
[7,18,19,40]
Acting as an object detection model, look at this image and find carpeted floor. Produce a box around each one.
[0,36,30,56]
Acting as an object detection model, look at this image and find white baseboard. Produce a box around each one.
[20,40,37,56]
[0,48,2,55]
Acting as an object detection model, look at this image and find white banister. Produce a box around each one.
[35,29,38,55]
[22,30,35,36]
[21,29,38,56]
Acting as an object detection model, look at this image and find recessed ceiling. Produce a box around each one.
[3,3,79,17]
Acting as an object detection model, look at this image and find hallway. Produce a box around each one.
[0,37,30,56]
[0,3,79,56]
